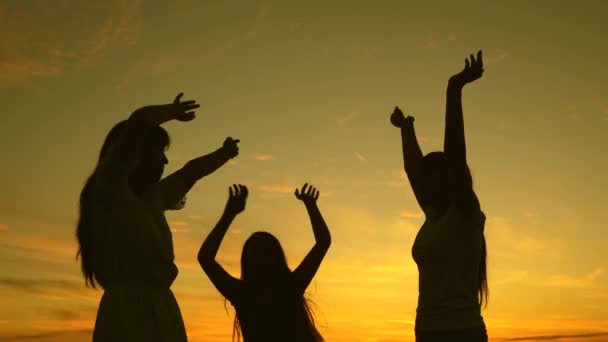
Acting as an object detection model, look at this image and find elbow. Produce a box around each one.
[318,234,331,250]
[197,250,212,269]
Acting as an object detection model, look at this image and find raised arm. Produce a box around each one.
[154,137,240,210]
[198,184,247,302]
[444,50,483,209]
[293,184,331,295]
[391,107,425,209]
[95,93,199,185]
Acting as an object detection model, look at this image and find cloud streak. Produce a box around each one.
[0,0,143,84]
[255,154,274,161]
[501,332,608,341]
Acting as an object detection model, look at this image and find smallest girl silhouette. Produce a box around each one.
[199,183,331,342]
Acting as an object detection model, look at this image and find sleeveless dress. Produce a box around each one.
[411,203,487,336]
[89,146,187,342]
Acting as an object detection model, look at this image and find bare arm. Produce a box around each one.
[391,107,426,209]
[293,184,331,295]
[155,138,240,210]
[95,93,199,185]
[198,185,247,302]
[444,51,484,210]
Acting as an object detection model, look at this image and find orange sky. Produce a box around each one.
[1,1,607,341]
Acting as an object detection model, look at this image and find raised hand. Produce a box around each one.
[295,183,320,206]
[224,184,248,216]
[222,137,240,159]
[449,50,484,88]
[390,106,415,128]
[172,92,200,122]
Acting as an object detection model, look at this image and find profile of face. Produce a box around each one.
[241,232,290,285]
[130,127,170,187]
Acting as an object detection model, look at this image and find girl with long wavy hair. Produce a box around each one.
[199,183,330,342]
[391,51,489,341]
[76,93,240,341]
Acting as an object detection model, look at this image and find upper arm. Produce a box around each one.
[199,257,242,302]
[152,165,196,210]
[405,161,426,210]
[293,243,330,295]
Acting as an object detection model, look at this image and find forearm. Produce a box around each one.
[198,210,236,261]
[304,203,331,248]
[130,104,176,127]
[444,81,466,162]
[400,125,423,170]
[184,147,231,181]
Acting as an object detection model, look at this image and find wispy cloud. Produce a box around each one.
[168,220,189,227]
[546,268,604,288]
[255,154,274,161]
[336,113,357,126]
[399,210,423,219]
[354,152,367,162]
[0,329,93,341]
[501,332,608,341]
[0,276,98,303]
[257,185,295,193]
[188,214,201,220]
[0,0,143,84]
[421,31,459,49]
[484,48,510,66]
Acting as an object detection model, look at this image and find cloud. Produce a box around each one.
[501,332,608,341]
[188,214,202,220]
[0,223,8,231]
[336,113,357,126]
[255,154,274,161]
[168,220,189,227]
[0,276,98,303]
[354,152,367,162]
[399,210,423,219]
[257,185,295,193]
[0,0,143,84]
[421,31,459,49]
[0,329,93,341]
[484,48,510,66]
[170,228,191,233]
[546,268,604,288]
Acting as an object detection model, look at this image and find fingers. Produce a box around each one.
[239,184,248,198]
[174,92,184,104]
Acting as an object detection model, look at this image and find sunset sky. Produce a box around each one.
[1,0,607,341]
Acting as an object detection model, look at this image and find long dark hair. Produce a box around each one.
[231,231,324,342]
[75,120,170,288]
[422,151,489,309]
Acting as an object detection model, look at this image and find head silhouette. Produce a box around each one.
[100,120,170,193]
[241,231,290,286]
[76,120,172,288]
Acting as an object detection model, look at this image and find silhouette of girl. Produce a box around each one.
[76,93,240,341]
[199,183,331,342]
[391,51,489,342]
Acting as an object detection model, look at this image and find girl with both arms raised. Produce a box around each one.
[198,183,331,342]
[391,50,489,342]
[76,93,240,341]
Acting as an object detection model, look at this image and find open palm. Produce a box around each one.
[450,50,484,87]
